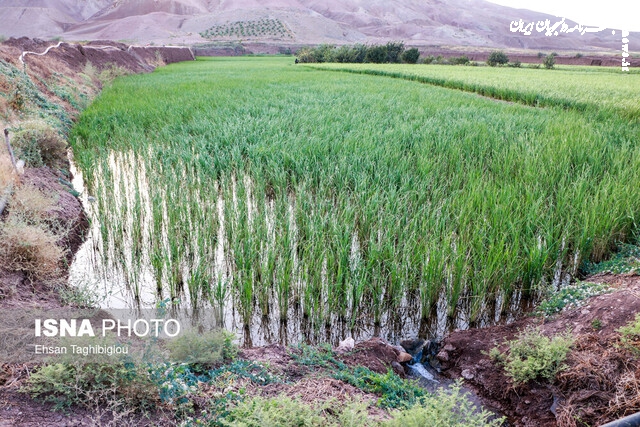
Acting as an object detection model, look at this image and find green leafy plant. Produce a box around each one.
[618,314,640,354]
[492,327,574,386]
[11,120,67,168]
[536,281,611,316]
[333,367,425,409]
[581,243,640,275]
[208,360,282,386]
[166,329,237,364]
[543,54,556,69]
[487,50,509,66]
[291,343,344,368]
[383,380,505,427]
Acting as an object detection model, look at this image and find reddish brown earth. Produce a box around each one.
[437,273,640,427]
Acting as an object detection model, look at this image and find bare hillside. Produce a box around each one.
[0,0,636,53]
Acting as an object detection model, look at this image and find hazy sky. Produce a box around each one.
[487,0,640,32]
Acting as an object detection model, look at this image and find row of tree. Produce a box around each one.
[295,44,556,69]
[296,42,420,64]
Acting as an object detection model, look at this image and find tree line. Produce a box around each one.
[296,42,420,64]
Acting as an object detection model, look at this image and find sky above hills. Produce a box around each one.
[488,0,640,31]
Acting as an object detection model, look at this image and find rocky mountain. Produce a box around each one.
[0,0,635,51]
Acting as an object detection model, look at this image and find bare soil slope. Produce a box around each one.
[437,273,640,427]
[1,0,637,51]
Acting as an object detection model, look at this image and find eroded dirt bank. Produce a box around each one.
[437,274,640,427]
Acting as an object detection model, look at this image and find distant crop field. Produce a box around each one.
[71,57,640,345]
[311,62,640,119]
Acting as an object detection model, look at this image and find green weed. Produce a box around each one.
[491,326,574,386]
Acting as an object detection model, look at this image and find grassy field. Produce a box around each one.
[71,57,640,343]
[311,63,640,119]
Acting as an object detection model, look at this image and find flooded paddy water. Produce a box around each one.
[67,57,638,350]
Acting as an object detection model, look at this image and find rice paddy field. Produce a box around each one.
[70,56,640,345]
[311,62,640,119]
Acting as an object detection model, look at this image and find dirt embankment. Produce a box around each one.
[437,273,640,427]
[0,37,195,310]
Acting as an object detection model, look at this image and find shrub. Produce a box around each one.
[543,54,556,69]
[450,55,470,65]
[487,50,509,66]
[0,216,64,279]
[491,327,574,386]
[508,60,522,68]
[219,396,370,427]
[333,367,425,409]
[422,55,436,64]
[27,361,159,411]
[296,47,317,63]
[11,120,67,168]
[166,329,237,364]
[618,314,640,354]
[401,47,420,64]
[9,184,57,223]
[383,380,505,427]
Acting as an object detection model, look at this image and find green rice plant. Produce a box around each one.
[71,57,640,344]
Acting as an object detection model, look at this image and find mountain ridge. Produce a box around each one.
[1,0,636,52]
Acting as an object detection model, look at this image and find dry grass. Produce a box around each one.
[9,184,57,222]
[0,152,14,191]
[556,334,640,426]
[0,216,64,280]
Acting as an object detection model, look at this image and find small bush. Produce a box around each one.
[333,367,425,409]
[219,396,370,427]
[422,55,435,64]
[11,120,67,168]
[0,216,64,279]
[450,55,470,65]
[98,63,130,85]
[543,54,556,69]
[508,60,522,68]
[528,64,541,69]
[618,314,640,354]
[492,327,574,386]
[9,184,57,223]
[487,50,509,66]
[383,380,505,427]
[166,329,237,364]
[27,361,159,411]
